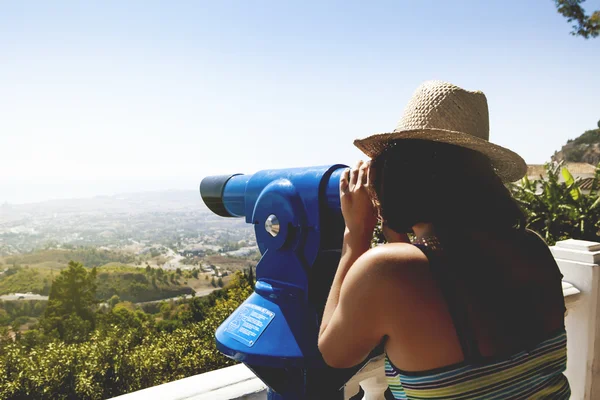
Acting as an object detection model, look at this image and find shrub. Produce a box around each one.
[509,161,600,245]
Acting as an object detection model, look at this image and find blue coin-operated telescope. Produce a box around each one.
[200,165,381,400]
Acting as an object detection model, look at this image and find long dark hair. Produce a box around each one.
[370,139,526,235]
[371,140,566,355]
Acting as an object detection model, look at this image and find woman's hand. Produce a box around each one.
[340,160,378,240]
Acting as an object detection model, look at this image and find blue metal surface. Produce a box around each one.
[203,164,361,399]
[221,174,250,217]
[215,164,347,369]
[325,167,347,212]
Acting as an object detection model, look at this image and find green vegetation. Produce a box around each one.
[510,161,600,245]
[4,248,138,269]
[0,266,53,295]
[0,247,216,302]
[567,127,600,147]
[555,120,600,164]
[554,0,599,39]
[95,265,193,303]
[0,263,195,303]
[40,262,98,343]
[0,266,255,400]
[0,301,46,328]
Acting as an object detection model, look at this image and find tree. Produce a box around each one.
[217,277,224,288]
[11,316,29,332]
[0,308,9,326]
[160,301,172,320]
[40,261,97,342]
[247,265,254,289]
[108,295,120,309]
[554,0,599,39]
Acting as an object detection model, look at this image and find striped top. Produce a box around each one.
[383,241,571,399]
[384,329,570,399]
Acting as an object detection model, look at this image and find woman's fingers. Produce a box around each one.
[358,161,369,187]
[343,160,373,195]
[340,168,350,195]
[350,161,362,190]
[340,161,378,236]
[357,164,366,188]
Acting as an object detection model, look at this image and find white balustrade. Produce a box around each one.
[108,363,267,400]
[551,239,599,400]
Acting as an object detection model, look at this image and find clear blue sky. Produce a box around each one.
[1,1,599,203]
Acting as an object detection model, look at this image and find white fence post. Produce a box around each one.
[358,374,388,400]
[551,239,600,400]
[343,355,386,400]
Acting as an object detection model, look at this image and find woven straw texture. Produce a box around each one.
[354,81,527,182]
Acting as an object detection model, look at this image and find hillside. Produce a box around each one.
[0,248,142,296]
[553,120,600,164]
[0,248,231,302]
[2,248,138,268]
[0,265,54,295]
[95,265,197,303]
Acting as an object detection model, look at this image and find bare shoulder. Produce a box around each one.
[356,243,446,336]
[356,243,431,283]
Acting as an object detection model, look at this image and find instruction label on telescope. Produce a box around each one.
[224,304,275,347]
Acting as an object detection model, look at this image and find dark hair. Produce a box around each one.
[371,140,567,356]
[370,139,526,234]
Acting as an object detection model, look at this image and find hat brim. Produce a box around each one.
[353,129,527,182]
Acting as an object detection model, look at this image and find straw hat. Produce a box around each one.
[353,81,527,182]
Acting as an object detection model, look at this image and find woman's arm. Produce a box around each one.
[319,228,371,338]
[318,160,384,368]
[318,245,389,368]
[320,161,376,336]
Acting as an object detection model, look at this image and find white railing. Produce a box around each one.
[109,363,266,400]
[551,239,598,400]
[111,238,592,400]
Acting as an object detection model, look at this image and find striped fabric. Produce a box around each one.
[384,330,570,399]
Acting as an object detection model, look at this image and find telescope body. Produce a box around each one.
[200,164,376,399]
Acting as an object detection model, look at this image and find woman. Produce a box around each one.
[318,81,570,399]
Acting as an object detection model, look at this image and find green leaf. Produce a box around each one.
[558,204,575,211]
[561,167,581,201]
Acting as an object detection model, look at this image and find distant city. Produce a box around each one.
[0,190,256,260]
